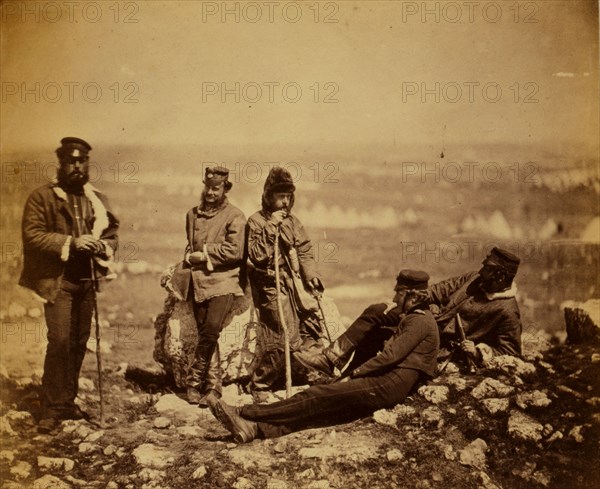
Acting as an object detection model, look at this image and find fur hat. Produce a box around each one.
[261,167,296,212]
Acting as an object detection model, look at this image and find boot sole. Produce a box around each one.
[209,399,250,443]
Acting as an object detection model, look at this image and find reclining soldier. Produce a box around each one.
[427,246,522,367]
[294,247,521,377]
[293,270,429,378]
[207,270,439,443]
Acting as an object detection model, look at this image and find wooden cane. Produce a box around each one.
[273,227,292,398]
[90,259,106,426]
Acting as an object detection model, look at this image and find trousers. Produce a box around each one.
[186,294,234,391]
[42,279,94,416]
[241,367,420,438]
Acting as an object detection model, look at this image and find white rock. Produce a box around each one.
[232,477,255,489]
[421,406,444,427]
[38,456,75,472]
[11,460,32,479]
[78,442,98,454]
[297,468,315,479]
[386,449,404,462]
[459,438,488,468]
[478,471,501,489]
[86,338,112,354]
[531,471,552,487]
[78,377,95,392]
[192,465,208,479]
[306,481,330,489]
[153,417,171,429]
[103,445,117,456]
[445,375,468,392]
[0,449,16,464]
[515,390,551,410]
[393,405,417,418]
[177,425,203,437]
[32,474,71,488]
[485,355,536,376]
[372,409,398,427]
[0,416,16,436]
[547,431,563,444]
[508,410,544,442]
[418,385,450,405]
[4,410,35,429]
[266,479,288,489]
[471,378,514,399]
[106,482,119,489]
[480,398,510,415]
[138,467,165,482]
[443,445,456,461]
[132,444,175,469]
[569,425,584,443]
[153,394,204,423]
[85,430,104,443]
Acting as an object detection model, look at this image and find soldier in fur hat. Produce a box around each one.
[20,137,119,433]
[246,167,324,392]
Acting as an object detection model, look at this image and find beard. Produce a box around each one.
[200,189,226,210]
[58,167,89,191]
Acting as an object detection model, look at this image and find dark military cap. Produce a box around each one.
[204,166,232,190]
[483,247,520,274]
[396,269,430,290]
[57,137,92,159]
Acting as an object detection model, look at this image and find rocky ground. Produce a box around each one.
[1,309,599,489]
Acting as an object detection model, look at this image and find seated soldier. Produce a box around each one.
[429,246,522,366]
[293,270,430,379]
[207,270,439,443]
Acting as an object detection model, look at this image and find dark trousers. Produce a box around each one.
[241,367,420,439]
[339,303,403,372]
[186,294,234,389]
[42,279,94,416]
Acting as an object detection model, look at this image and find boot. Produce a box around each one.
[197,345,222,408]
[293,334,355,377]
[208,397,258,443]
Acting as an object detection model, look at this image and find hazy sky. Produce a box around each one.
[1,0,598,161]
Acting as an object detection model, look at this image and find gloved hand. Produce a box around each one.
[72,235,103,254]
[188,251,207,265]
[309,277,324,293]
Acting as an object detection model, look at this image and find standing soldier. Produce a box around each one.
[176,166,247,406]
[246,167,324,392]
[20,137,119,434]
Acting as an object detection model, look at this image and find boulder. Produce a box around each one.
[480,398,510,415]
[418,385,449,405]
[31,474,71,489]
[471,378,514,399]
[38,456,75,472]
[484,355,536,377]
[515,390,552,410]
[459,438,488,468]
[563,299,600,344]
[132,444,175,469]
[507,410,544,442]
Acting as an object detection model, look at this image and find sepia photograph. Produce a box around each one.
[1,1,599,487]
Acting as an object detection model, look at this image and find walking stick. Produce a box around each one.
[273,227,293,398]
[313,292,332,344]
[90,259,106,426]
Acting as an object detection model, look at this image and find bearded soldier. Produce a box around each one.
[428,246,522,366]
[20,137,119,434]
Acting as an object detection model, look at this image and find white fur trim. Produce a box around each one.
[485,283,518,301]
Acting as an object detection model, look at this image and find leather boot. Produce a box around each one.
[324,333,355,370]
[198,345,222,407]
[293,333,355,376]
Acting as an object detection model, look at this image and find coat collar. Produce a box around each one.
[485,282,518,301]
